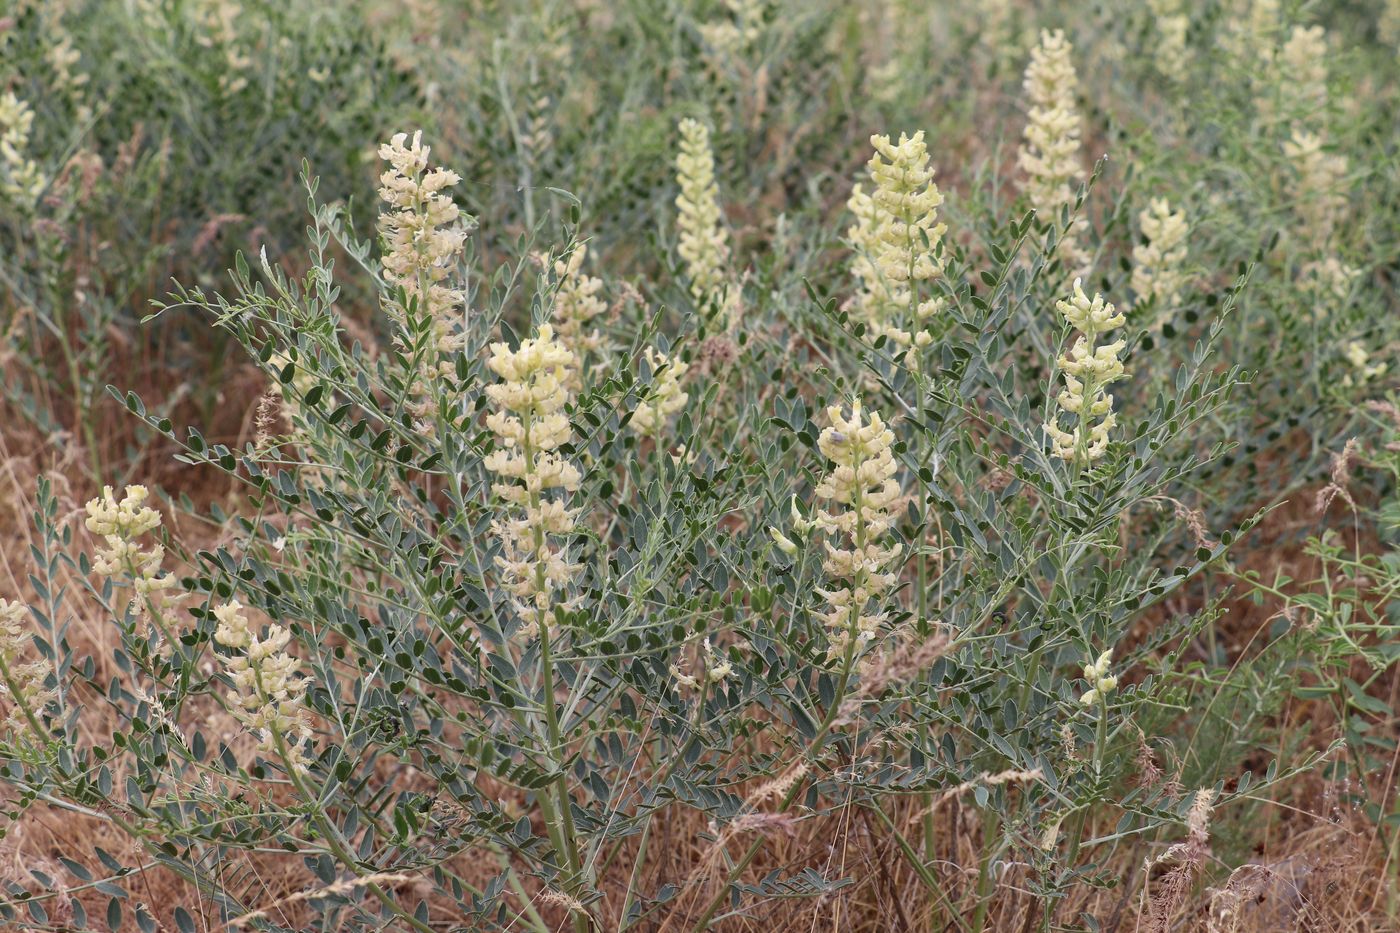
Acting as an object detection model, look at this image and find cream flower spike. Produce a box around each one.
[1044,280,1128,465]
[377,130,473,433]
[811,399,904,664]
[483,324,583,632]
[1018,30,1090,278]
[848,130,948,349]
[1130,198,1189,320]
[674,118,733,325]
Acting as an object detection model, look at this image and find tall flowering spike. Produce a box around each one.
[1018,30,1089,277]
[1130,198,1189,317]
[630,347,689,436]
[483,324,583,631]
[0,92,45,209]
[1148,0,1191,77]
[0,599,55,740]
[212,601,314,773]
[1277,26,1328,121]
[674,118,732,323]
[1284,129,1349,243]
[550,244,607,385]
[84,485,178,617]
[1044,280,1128,465]
[857,131,947,347]
[812,400,903,665]
[378,131,472,381]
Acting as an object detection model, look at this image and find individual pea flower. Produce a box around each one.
[811,400,904,665]
[1017,30,1090,278]
[84,485,178,616]
[212,601,314,773]
[1130,198,1190,320]
[1044,280,1128,465]
[1284,129,1349,244]
[0,598,55,740]
[674,118,734,325]
[630,347,689,436]
[1079,648,1118,706]
[769,527,799,556]
[483,324,583,632]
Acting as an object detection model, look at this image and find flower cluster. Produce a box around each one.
[810,401,903,664]
[631,347,689,436]
[1079,649,1118,706]
[1278,26,1328,119]
[1301,256,1362,309]
[195,0,252,95]
[378,130,472,401]
[483,325,583,629]
[212,601,314,773]
[0,599,54,739]
[550,244,607,382]
[1284,129,1349,244]
[846,184,891,323]
[1343,342,1387,387]
[1044,280,1128,464]
[1130,198,1189,317]
[84,485,178,616]
[47,31,92,123]
[674,118,732,322]
[1018,30,1089,277]
[0,92,45,208]
[854,131,947,348]
[1222,0,1279,62]
[1149,0,1191,77]
[699,0,766,67]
